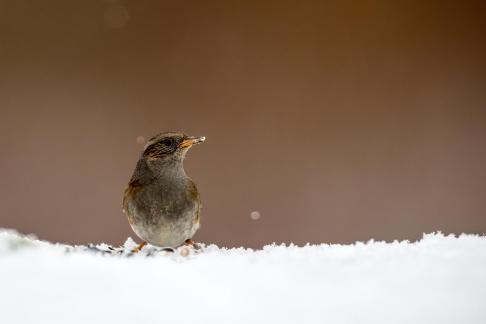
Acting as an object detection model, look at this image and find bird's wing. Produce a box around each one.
[187,180,201,225]
[122,180,143,224]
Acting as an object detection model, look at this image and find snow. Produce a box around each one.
[1,229,485,324]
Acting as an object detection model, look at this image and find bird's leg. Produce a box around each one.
[184,239,194,246]
[184,239,201,250]
[131,241,147,253]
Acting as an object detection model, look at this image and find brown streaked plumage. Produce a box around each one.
[122,132,205,250]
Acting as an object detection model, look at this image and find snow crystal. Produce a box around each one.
[0,229,485,324]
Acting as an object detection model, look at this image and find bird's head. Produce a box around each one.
[142,132,205,165]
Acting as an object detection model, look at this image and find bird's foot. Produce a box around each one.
[184,239,201,250]
[131,241,147,253]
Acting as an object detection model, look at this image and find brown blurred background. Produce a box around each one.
[1,0,485,248]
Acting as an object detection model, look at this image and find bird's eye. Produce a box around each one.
[162,138,174,147]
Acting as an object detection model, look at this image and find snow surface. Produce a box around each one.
[1,229,485,324]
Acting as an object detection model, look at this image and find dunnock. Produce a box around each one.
[123,132,205,251]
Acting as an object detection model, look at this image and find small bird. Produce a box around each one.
[122,132,205,251]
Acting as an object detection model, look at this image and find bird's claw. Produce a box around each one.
[184,239,201,250]
[131,241,147,253]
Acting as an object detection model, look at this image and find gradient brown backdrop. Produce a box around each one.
[1,1,485,248]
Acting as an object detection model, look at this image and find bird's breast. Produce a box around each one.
[124,178,200,247]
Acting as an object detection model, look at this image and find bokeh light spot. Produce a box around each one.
[104,2,130,29]
[250,211,261,220]
[136,136,145,144]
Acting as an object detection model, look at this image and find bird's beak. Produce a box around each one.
[179,136,206,148]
